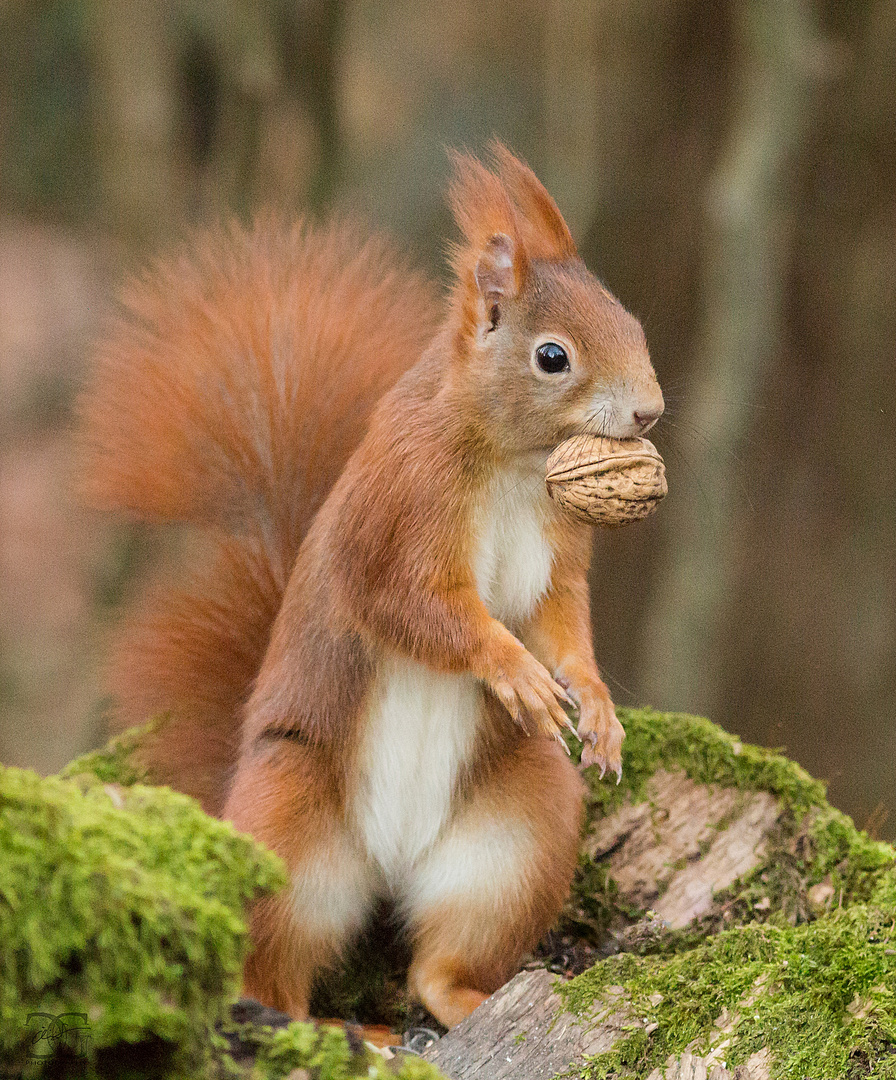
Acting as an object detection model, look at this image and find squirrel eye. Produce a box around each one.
[534,342,570,374]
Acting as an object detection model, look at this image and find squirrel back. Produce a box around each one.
[80,217,440,812]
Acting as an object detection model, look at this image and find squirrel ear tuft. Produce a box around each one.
[488,140,577,261]
[447,143,576,275]
[448,150,522,254]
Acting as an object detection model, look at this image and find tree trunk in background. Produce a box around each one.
[83,0,343,242]
[195,0,281,218]
[198,0,344,217]
[540,0,601,241]
[639,0,827,716]
[85,0,188,245]
[569,0,728,710]
[717,0,896,821]
[819,0,896,814]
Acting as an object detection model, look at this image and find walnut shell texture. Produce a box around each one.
[545,435,667,527]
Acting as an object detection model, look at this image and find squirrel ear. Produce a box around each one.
[447,150,527,339]
[475,233,517,311]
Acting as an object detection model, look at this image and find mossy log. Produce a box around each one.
[424,709,896,1080]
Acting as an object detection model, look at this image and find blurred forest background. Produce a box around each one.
[0,0,894,834]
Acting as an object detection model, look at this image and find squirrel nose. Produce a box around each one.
[633,405,664,433]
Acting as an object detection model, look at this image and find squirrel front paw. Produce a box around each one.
[488,647,577,750]
[566,682,624,781]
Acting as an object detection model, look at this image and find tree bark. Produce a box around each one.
[425,968,773,1080]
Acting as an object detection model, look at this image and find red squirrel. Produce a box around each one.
[79,144,663,1028]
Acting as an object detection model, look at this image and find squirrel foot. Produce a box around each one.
[572,686,625,781]
[489,648,578,752]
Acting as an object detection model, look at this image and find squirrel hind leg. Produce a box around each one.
[404,738,585,1028]
[224,741,380,1019]
[408,959,489,1029]
[242,894,317,1019]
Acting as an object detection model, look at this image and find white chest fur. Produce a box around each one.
[352,458,555,882]
[352,657,481,881]
[472,457,555,627]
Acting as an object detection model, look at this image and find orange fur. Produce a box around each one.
[81,149,662,1027]
[79,217,439,808]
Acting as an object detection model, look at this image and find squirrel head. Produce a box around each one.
[447,142,663,455]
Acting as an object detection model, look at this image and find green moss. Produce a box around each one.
[560,861,642,946]
[0,763,285,1076]
[579,708,827,819]
[218,1018,446,1079]
[557,902,896,1079]
[58,717,165,787]
[807,806,895,900]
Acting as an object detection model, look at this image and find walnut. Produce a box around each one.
[545,435,667,527]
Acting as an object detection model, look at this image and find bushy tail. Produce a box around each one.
[79,216,439,813]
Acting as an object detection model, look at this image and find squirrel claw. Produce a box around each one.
[555,677,580,716]
[556,686,577,710]
[580,741,606,778]
[578,729,623,782]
